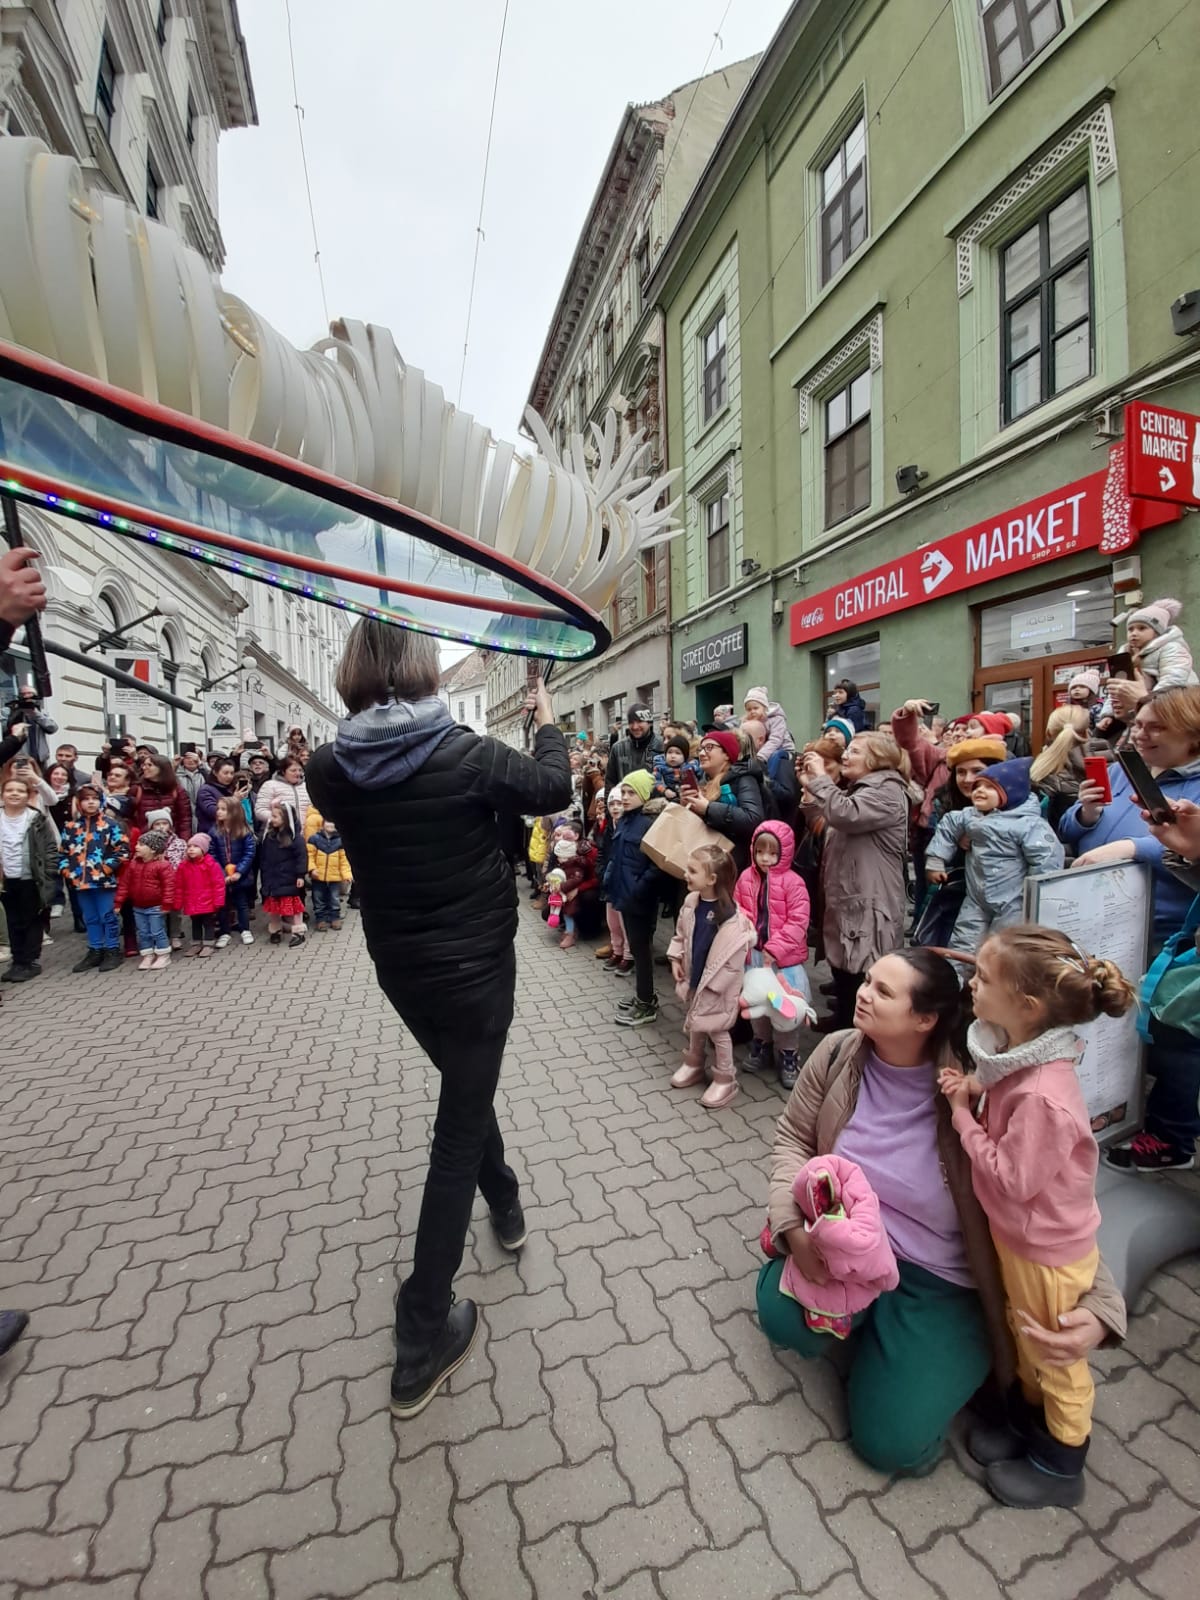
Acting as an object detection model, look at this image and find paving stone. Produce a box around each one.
[1005,1533,1118,1600]
[522,1526,599,1600]
[170,1443,285,1517]
[141,1507,214,1600]
[914,1533,1006,1600]
[513,1449,629,1541]
[204,1554,270,1600]
[215,1480,336,1563]
[742,1455,851,1588]
[534,1307,625,1368]
[659,1527,797,1600]
[334,1410,399,1531]
[544,1358,614,1464]
[455,1484,532,1600]
[579,1486,706,1591]
[1138,1535,1200,1600]
[647,1359,753,1432]
[449,1414,563,1498]
[716,1389,828,1470]
[589,1330,687,1399]
[874,1454,992,1545]
[961,1504,1085,1580]
[1101,1486,1197,1562]
[91,1467,169,1576]
[826,1499,942,1600]
[667,1419,760,1547]
[268,1516,399,1599]
[1128,1418,1200,1505]
[491,1328,550,1428]
[604,1385,683,1505]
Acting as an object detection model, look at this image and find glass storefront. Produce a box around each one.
[823,639,880,728]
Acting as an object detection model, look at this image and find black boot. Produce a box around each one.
[986,1428,1088,1509]
[72,948,103,973]
[390,1299,479,1419]
[98,948,123,973]
[968,1381,1043,1466]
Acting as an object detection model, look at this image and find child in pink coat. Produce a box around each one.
[175,833,228,958]
[667,845,756,1109]
[734,821,812,1090]
[760,1152,899,1338]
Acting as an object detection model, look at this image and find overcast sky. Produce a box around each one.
[218,0,792,443]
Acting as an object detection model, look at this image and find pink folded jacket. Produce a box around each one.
[780,1153,900,1319]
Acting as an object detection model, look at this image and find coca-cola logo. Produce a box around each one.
[798,606,824,630]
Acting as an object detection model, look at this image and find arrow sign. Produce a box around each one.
[1125,401,1200,508]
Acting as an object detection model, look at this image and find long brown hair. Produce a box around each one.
[688,845,738,923]
[214,796,250,840]
[335,618,440,712]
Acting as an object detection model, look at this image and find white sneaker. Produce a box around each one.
[50,904,63,918]
[214,934,231,949]
[240,930,254,945]
[43,933,53,946]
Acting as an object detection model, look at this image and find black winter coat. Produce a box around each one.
[601,808,665,918]
[704,762,766,872]
[307,725,570,977]
[605,730,663,792]
[258,829,306,898]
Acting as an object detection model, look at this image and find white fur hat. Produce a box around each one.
[1126,598,1182,635]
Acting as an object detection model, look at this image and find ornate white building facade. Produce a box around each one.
[0,0,349,755]
[501,59,758,745]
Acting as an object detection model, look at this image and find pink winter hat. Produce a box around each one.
[1069,669,1101,697]
[186,834,211,853]
[744,686,772,710]
[1126,598,1182,635]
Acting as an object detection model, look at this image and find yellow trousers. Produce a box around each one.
[993,1239,1098,1447]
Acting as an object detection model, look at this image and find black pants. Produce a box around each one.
[2,879,43,966]
[622,907,657,1004]
[831,966,866,1029]
[377,948,520,1348]
[190,913,215,943]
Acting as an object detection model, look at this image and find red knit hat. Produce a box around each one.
[702,730,741,764]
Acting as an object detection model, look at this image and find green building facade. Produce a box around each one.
[652,0,1199,741]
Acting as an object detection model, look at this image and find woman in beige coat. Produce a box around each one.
[759,947,1125,1479]
[800,731,909,1029]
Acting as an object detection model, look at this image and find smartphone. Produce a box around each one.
[1114,748,1173,824]
[1083,755,1112,805]
[1107,651,1136,680]
[679,768,700,793]
[925,701,940,716]
[179,741,197,755]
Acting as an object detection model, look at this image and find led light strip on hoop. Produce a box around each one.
[0,344,609,660]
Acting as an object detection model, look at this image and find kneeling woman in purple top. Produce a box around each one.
[758,947,1126,1481]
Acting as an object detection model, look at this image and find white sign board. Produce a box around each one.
[1009,600,1075,650]
[112,655,158,715]
[203,691,238,739]
[1024,861,1151,1146]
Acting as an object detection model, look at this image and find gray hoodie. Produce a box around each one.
[332,697,457,789]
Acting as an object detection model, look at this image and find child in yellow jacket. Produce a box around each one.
[528,815,551,902]
[307,815,352,930]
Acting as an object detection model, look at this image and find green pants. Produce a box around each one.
[756,1255,991,1474]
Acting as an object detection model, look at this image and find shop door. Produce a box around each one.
[694,675,732,729]
[974,647,1110,752]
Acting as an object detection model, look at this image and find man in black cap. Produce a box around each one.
[605,704,663,791]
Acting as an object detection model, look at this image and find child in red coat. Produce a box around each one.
[733,820,812,1090]
[175,834,227,958]
[113,833,177,970]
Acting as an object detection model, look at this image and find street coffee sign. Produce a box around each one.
[681,623,748,683]
[789,467,1174,648]
[1124,401,1200,508]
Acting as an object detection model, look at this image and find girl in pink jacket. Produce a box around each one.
[175,834,228,958]
[667,846,756,1109]
[939,924,1137,1511]
[734,821,812,1090]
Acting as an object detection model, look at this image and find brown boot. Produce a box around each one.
[594,943,613,961]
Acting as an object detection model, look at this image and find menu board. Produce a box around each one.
[1023,862,1151,1146]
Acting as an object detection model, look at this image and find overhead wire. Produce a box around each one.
[659,0,737,191]
[458,0,512,408]
[282,0,330,327]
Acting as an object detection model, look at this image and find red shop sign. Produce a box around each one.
[790,457,1179,648]
[1124,401,1200,508]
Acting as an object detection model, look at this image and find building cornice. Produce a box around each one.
[189,1,257,129]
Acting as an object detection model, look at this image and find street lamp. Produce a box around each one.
[199,651,254,693]
[78,597,183,653]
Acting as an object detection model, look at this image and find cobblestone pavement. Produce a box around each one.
[1,905,1197,1599]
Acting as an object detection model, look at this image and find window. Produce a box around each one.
[474,694,482,721]
[602,314,614,383]
[820,118,867,283]
[156,4,168,49]
[576,371,588,430]
[457,699,465,722]
[634,235,650,314]
[96,35,118,138]
[186,95,197,152]
[704,490,730,596]
[980,0,1062,98]
[824,371,871,527]
[824,641,880,729]
[1001,185,1091,423]
[641,548,659,615]
[145,157,162,221]
[701,308,727,424]
[978,573,1113,667]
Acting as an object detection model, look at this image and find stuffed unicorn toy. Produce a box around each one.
[739,966,818,1029]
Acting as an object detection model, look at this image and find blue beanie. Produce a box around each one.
[824,715,856,745]
[974,757,1032,811]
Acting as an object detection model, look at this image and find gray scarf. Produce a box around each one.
[332,696,456,789]
[967,1018,1083,1089]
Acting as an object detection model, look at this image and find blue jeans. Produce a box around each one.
[79,887,120,950]
[1145,1018,1200,1151]
[313,881,341,922]
[133,906,169,953]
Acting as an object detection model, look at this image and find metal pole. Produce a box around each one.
[41,637,194,712]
